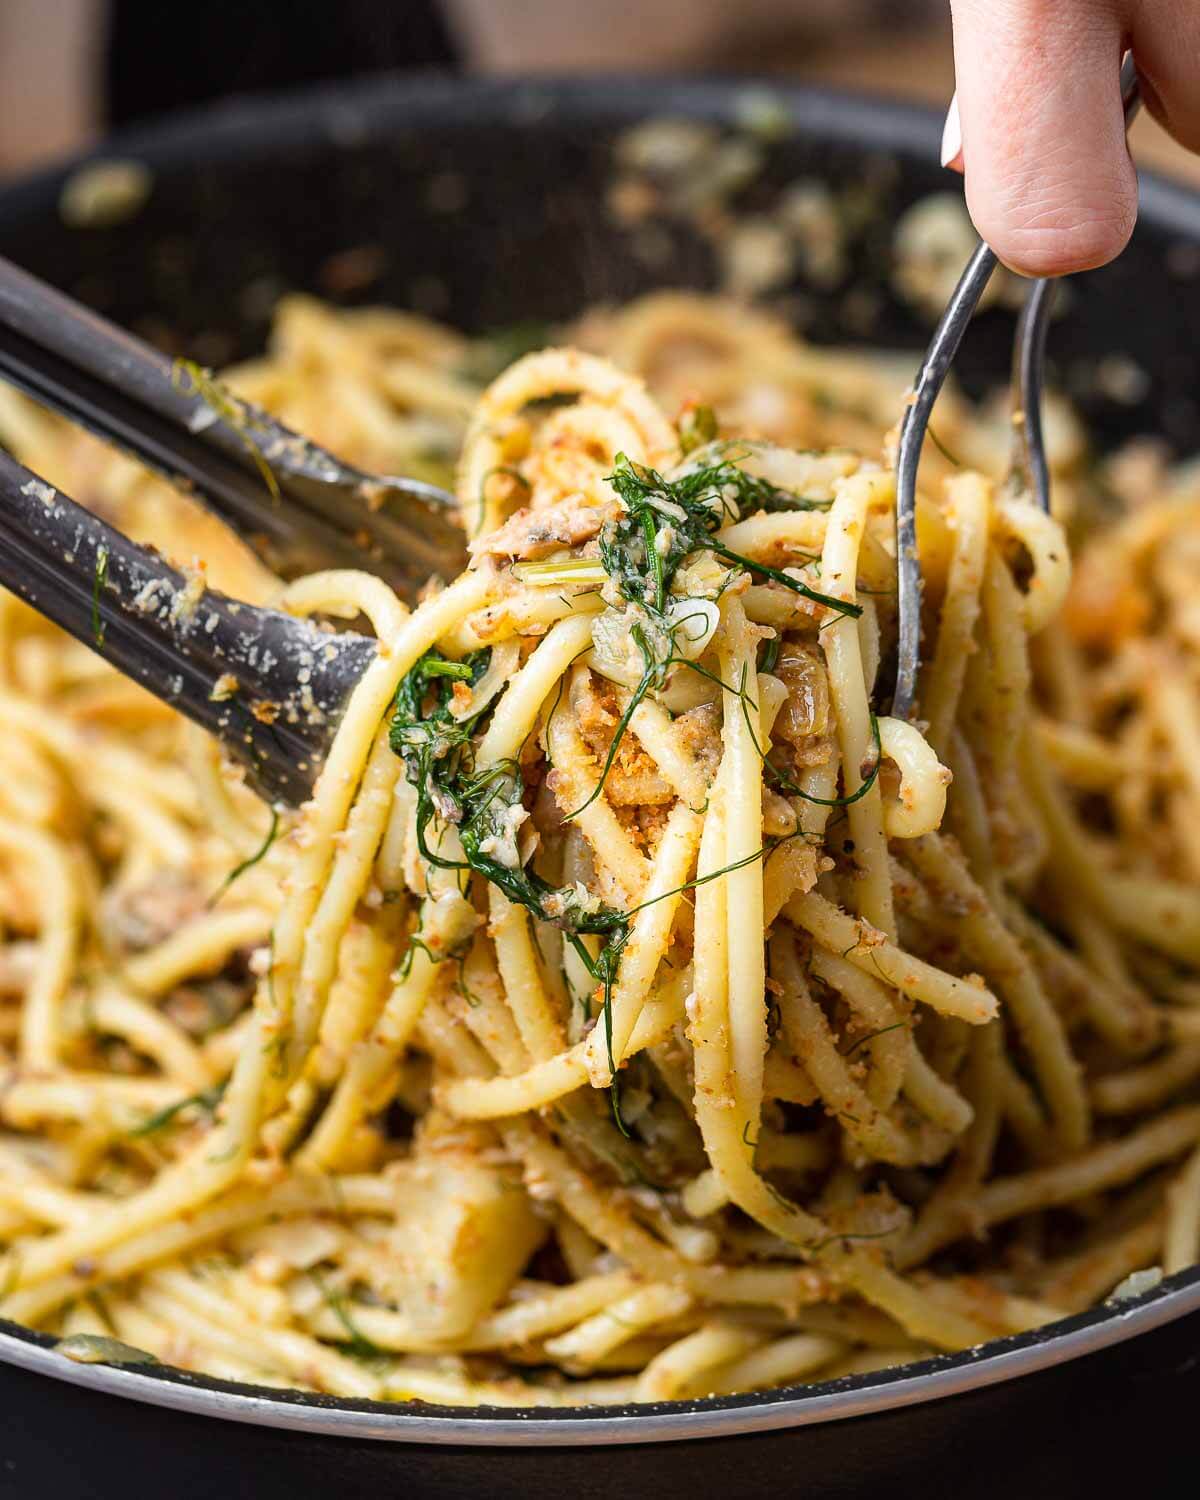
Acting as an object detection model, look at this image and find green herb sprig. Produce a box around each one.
[385,452,870,1134]
[129,1080,227,1138]
[309,1268,383,1360]
[208,808,280,908]
[172,359,282,504]
[603,453,862,620]
[91,546,109,646]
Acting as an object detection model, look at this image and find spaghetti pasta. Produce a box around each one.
[0,289,1196,1407]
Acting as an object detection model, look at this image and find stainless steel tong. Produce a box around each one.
[0,257,468,806]
[892,55,1143,720]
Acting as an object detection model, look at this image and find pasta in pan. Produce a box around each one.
[0,291,1197,1406]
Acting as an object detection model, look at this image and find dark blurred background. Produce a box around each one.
[0,0,1189,182]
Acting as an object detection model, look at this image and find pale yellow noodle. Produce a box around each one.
[0,297,1192,1409]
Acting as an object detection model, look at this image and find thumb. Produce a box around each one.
[947,0,1136,277]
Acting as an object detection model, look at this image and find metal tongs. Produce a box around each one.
[0,257,468,805]
[892,55,1143,719]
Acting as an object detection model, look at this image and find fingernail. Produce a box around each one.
[940,93,963,169]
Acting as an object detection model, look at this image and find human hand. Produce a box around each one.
[943,1,1200,276]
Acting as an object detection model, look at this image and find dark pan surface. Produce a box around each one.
[0,75,1198,1475]
[2,75,1200,450]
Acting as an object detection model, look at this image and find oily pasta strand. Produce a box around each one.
[0,290,1193,1407]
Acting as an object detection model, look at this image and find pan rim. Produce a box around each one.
[2,1268,1199,1445]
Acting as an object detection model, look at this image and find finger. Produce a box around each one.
[947,0,1136,277]
[1130,0,1200,154]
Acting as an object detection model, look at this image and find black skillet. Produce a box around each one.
[0,75,1198,1500]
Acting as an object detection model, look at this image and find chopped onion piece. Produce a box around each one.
[56,1334,159,1367]
[666,597,720,660]
[657,669,720,715]
[589,596,719,700]
[588,608,650,690]
[1109,1267,1163,1303]
[448,639,520,722]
